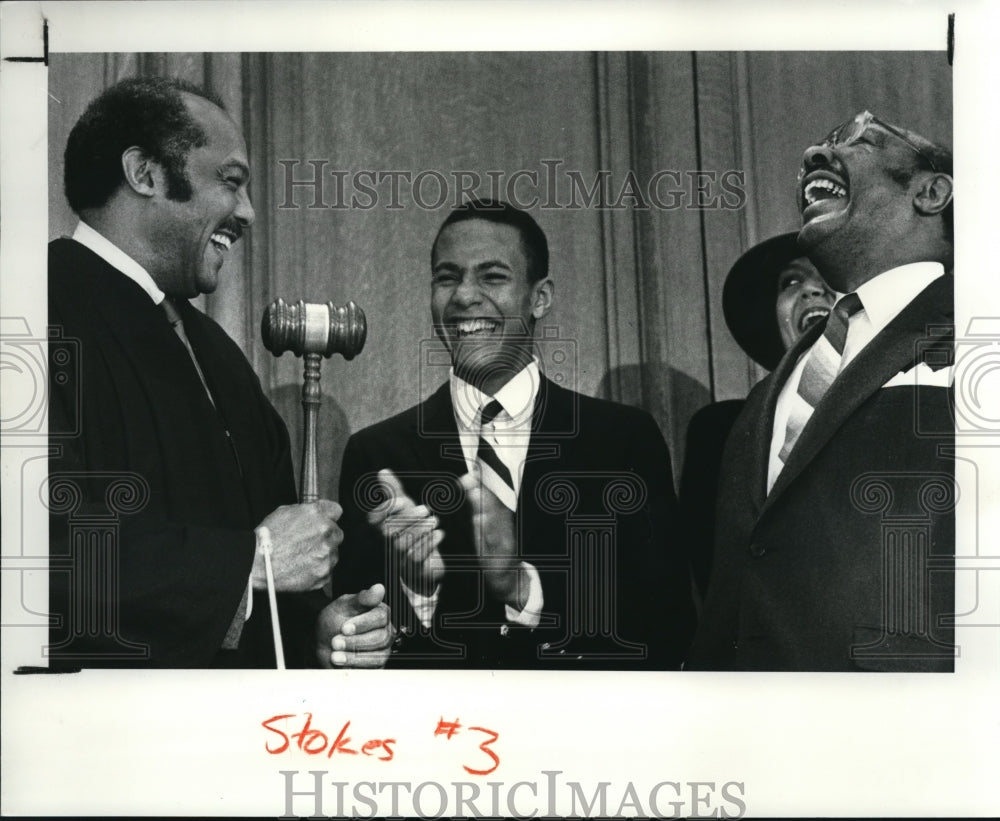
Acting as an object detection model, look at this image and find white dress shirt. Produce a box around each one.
[72,221,255,623]
[767,261,946,492]
[73,221,166,305]
[403,360,545,629]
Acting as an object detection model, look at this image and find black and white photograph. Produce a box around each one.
[2,1,998,817]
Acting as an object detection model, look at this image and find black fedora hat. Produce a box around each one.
[722,232,804,371]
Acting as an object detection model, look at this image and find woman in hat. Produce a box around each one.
[680,233,835,598]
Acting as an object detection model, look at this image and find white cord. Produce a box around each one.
[258,526,285,669]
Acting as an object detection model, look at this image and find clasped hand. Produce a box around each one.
[252,499,342,592]
[368,467,527,610]
[315,583,395,669]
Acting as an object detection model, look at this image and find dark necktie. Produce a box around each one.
[779,292,864,463]
[477,399,517,511]
[162,298,214,405]
[162,297,246,647]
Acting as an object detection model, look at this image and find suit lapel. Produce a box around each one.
[412,384,476,598]
[762,274,953,515]
[413,381,469,475]
[744,323,824,512]
[174,299,252,428]
[63,242,225,422]
[58,241,251,523]
[78,248,217,418]
[522,376,573,466]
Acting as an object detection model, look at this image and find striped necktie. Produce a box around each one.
[476,399,517,511]
[778,292,864,464]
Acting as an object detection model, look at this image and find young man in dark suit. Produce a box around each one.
[48,77,392,668]
[689,112,955,672]
[332,200,695,669]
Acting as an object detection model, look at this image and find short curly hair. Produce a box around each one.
[64,76,225,212]
[431,198,549,284]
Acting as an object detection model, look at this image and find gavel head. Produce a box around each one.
[261,298,367,360]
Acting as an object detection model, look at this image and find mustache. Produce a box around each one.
[800,156,849,182]
[217,218,244,241]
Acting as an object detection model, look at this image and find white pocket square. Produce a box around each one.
[882,362,952,388]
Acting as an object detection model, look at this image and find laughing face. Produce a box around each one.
[148,93,254,298]
[774,258,835,350]
[431,219,553,395]
[797,117,926,291]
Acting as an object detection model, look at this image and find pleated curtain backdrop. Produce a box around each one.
[48,51,953,498]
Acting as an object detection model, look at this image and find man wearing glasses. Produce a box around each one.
[689,111,955,672]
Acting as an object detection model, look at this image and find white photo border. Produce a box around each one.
[2,1,998,817]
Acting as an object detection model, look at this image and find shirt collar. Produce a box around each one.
[853,261,945,334]
[72,221,165,306]
[450,359,541,431]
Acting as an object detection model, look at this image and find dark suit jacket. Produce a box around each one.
[678,399,746,598]
[48,237,314,668]
[688,274,955,671]
[332,376,695,669]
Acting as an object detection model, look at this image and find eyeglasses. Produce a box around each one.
[819,110,940,172]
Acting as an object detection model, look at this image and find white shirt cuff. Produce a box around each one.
[504,561,543,627]
[401,578,439,629]
[400,562,543,629]
[247,527,264,622]
[244,577,253,621]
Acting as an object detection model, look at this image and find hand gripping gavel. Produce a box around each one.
[261,298,367,502]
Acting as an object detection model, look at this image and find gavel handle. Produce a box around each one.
[300,352,321,503]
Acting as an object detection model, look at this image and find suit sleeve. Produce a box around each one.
[331,432,388,599]
[677,401,745,598]
[628,412,697,668]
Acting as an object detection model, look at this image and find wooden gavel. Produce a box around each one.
[261,298,367,502]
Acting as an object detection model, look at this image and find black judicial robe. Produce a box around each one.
[47,237,315,668]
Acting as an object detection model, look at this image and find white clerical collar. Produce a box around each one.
[450,359,541,432]
[72,221,165,306]
[854,261,945,336]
